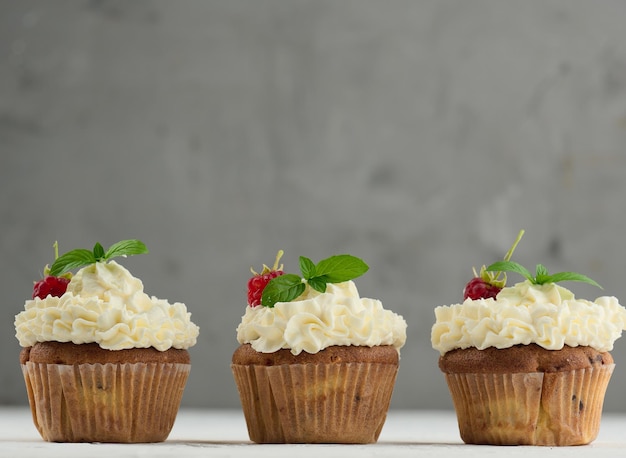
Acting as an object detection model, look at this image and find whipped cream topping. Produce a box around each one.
[236,280,407,355]
[15,261,199,351]
[431,280,626,355]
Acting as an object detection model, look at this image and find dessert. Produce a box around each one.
[432,230,626,446]
[232,251,407,443]
[15,240,200,443]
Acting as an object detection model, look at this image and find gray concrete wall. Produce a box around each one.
[2,0,626,411]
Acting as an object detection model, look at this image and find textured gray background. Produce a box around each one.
[2,0,626,411]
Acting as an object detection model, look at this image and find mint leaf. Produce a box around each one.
[534,264,551,284]
[486,261,533,282]
[105,239,148,259]
[314,254,369,283]
[93,242,105,260]
[299,256,316,280]
[47,239,149,277]
[538,271,602,288]
[261,274,305,307]
[486,260,602,289]
[307,276,328,294]
[48,249,96,277]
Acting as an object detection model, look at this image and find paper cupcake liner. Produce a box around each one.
[22,362,190,443]
[445,364,615,446]
[232,362,398,443]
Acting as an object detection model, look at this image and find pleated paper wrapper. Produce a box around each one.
[232,361,398,443]
[444,364,614,446]
[22,361,190,443]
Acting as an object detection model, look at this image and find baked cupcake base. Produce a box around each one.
[232,344,399,444]
[439,344,615,446]
[20,342,191,443]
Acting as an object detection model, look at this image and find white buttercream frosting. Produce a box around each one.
[15,261,199,351]
[431,280,626,355]
[236,280,407,355]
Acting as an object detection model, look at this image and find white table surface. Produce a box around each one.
[1,407,625,458]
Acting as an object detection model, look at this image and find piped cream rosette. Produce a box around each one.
[15,260,199,350]
[237,280,406,355]
[432,280,626,355]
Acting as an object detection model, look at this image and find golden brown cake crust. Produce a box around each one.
[232,343,398,366]
[21,341,190,365]
[438,344,613,374]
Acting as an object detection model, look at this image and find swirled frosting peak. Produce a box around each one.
[237,280,407,355]
[15,261,199,351]
[431,280,626,355]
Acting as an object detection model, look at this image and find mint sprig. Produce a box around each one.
[261,254,369,307]
[48,239,148,277]
[485,261,602,289]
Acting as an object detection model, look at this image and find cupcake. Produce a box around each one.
[431,230,626,446]
[232,251,407,443]
[15,240,200,443]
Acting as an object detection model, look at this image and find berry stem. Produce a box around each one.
[272,250,284,271]
[491,229,525,283]
[503,229,525,263]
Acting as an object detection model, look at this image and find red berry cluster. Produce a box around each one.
[247,270,283,307]
[247,250,285,307]
[463,277,501,300]
[32,276,70,299]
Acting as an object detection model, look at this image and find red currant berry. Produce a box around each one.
[463,277,501,300]
[247,250,285,307]
[32,276,70,299]
[247,270,283,306]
